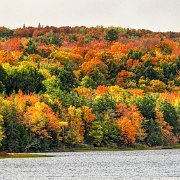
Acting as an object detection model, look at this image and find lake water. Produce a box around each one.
[0,149,179,180]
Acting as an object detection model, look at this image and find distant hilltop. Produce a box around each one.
[0,26,179,40]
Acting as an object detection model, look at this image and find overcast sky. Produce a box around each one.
[0,0,179,32]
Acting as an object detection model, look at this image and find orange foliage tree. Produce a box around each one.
[116,103,145,144]
[116,70,135,88]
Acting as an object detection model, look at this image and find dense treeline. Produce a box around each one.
[0,26,179,152]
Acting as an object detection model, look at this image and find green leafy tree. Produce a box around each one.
[0,27,13,38]
[135,94,156,119]
[49,31,61,45]
[128,50,145,60]
[24,40,37,55]
[160,100,179,134]
[43,76,62,98]
[104,29,119,42]
[50,66,79,92]
[0,115,4,147]
[142,119,163,146]
[88,112,118,147]
[0,65,7,92]
[81,76,96,89]
[1,105,29,152]
[5,64,45,94]
[93,94,116,113]
[88,121,103,146]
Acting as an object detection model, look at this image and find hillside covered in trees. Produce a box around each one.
[0,26,179,152]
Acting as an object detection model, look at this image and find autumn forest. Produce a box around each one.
[0,26,179,152]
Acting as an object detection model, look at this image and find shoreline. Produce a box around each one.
[1,144,179,159]
[39,143,180,153]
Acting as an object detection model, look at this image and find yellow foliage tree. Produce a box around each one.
[24,102,67,138]
[0,115,4,146]
[67,105,96,143]
[67,106,84,143]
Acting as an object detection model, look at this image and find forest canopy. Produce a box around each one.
[0,26,179,152]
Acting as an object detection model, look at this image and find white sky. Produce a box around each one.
[0,0,179,32]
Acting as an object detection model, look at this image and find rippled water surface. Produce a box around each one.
[0,149,180,180]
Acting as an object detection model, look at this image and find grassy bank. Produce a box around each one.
[0,153,53,159]
[39,143,180,153]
